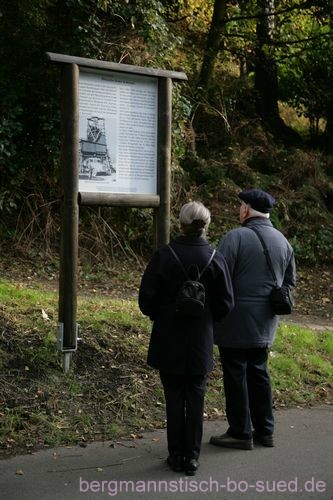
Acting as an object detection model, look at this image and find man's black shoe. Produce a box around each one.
[184,458,199,476]
[167,455,184,472]
[210,432,253,450]
[253,432,274,447]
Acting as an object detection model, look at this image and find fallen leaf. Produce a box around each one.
[41,309,50,321]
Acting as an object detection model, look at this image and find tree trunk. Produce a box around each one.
[197,0,227,94]
[254,0,300,143]
[325,104,333,154]
[255,0,280,123]
[324,0,333,153]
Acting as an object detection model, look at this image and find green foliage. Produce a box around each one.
[289,227,333,265]
[0,108,23,165]
[172,84,193,161]
[135,0,182,64]
[277,6,333,137]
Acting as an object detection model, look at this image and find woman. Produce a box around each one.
[138,201,234,476]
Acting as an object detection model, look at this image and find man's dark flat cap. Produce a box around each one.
[238,189,275,213]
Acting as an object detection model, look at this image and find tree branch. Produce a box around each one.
[226,0,320,25]
[273,31,333,47]
[224,31,332,47]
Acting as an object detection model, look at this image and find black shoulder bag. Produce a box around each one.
[249,227,293,315]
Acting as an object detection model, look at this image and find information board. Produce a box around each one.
[79,69,158,195]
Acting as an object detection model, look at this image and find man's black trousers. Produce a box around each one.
[219,347,274,440]
[159,372,207,460]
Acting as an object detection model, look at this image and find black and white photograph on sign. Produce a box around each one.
[79,69,158,195]
[79,116,116,182]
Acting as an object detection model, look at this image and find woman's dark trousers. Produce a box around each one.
[160,372,207,460]
[219,347,274,439]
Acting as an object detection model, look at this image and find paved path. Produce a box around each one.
[284,313,333,331]
[1,406,332,500]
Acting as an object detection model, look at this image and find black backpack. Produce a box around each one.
[168,245,216,317]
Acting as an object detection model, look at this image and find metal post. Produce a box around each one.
[155,77,172,248]
[58,63,79,372]
[63,352,72,373]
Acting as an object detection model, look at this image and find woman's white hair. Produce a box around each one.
[179,201,211,236]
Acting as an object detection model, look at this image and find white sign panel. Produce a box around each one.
[79,69,158,195]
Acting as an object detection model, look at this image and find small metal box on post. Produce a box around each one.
[47,52,187,373]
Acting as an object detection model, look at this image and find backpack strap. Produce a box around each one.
[199,249,216,278]
[168,245,189,279]
[168,245,216,280]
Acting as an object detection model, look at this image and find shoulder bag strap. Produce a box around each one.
[248,227,278,286]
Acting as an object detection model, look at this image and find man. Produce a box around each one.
[210,189,296,450]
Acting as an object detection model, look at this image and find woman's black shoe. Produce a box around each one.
[167,455,184,472]
[184,458,199,476]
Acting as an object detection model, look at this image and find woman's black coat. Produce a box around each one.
[139,235,234,375]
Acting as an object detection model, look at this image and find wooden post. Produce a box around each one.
[78,193,160,207]
[155,77,172,248]
[58,63,79,371]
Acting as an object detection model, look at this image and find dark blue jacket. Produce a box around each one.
[139,235,234,374]
[214,217,296,348]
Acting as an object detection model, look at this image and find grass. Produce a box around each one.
[269,323,333,405]
[278,101,326,138]
[0,278,332,456]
